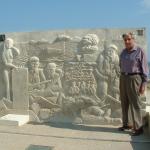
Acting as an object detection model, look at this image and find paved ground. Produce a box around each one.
[0,123,150,150]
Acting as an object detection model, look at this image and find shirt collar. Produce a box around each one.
[132,45,138,51]
[125,45,138,52]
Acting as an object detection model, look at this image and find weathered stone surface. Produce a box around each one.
[0,28,147,125]
[12,68,29,111]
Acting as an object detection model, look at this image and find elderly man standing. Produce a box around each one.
[119,32,149,136]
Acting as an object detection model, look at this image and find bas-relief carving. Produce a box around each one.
[0,30,147,125]
[0,38,20,116]
[0,38,20,101]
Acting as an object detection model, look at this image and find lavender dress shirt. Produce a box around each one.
[120,45,149,84]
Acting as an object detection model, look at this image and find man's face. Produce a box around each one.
[123,35,135,50]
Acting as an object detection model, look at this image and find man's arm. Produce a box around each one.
[139,49,149,94]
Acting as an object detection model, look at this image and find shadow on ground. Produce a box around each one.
[130,127,150,150]
[25,144,54,150]
[31,122,130,135]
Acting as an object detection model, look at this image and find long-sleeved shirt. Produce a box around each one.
[120,45,149,84]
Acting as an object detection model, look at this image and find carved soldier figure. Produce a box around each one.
[0,38,20,101]
[95,44,121,118]
[95,49,110,100]
[28,59,59,119]
[69,81,80,97]
[44,63,63,105]
[80,81,86,95]
[106,44,120,98]
[95,44,119,100]
[28,56,46,91]
[45,63,62,92]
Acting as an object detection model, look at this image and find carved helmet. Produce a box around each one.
[47,63,57,69]
[108,44,118,52]
[30,56,39,62]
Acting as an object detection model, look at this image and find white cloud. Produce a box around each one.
[141,0,150,8]
[139,0,150,14]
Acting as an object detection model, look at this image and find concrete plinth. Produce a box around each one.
[0,114,29,126]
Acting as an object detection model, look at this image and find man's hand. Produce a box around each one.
[139,84,146,95]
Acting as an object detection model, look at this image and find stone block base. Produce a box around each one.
[0,114,29,126]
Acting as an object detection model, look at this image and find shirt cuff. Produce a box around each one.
[141,81,147,87]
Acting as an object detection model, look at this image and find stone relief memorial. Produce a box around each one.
[0,28,148,126]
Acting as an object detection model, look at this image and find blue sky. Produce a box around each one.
[0,0,150,59]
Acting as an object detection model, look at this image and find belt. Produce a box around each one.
[121,72,142,76]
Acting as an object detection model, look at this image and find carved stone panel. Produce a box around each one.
[0,28,147,125]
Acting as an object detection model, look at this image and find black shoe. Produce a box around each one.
[131,127,143,136]
[118,125,132,131]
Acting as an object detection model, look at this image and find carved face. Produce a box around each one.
[31,61,39,69]
[108,47,116,59]
[81,81,86,86]
[77,81,81,87]
[5,39,13,49]
[104,49,111,58]
[47,63,56,75]
[123,34,135,50]
[47,67,56,75]
[72,81,76,86]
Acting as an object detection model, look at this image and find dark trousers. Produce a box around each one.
[120,74,143,130]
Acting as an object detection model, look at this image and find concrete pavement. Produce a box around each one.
[0,123,150,150]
